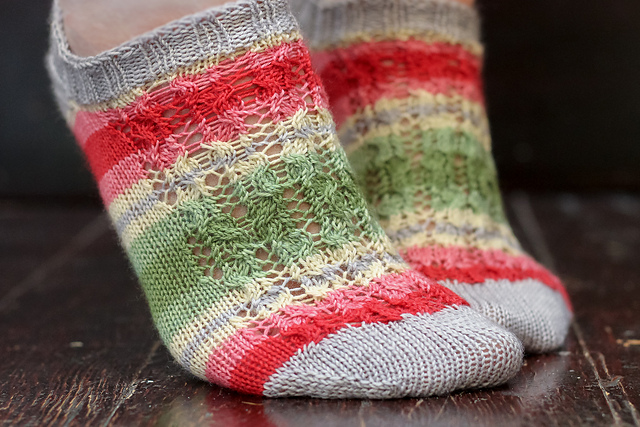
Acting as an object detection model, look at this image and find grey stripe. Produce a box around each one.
[114,122,335,235]
[386,219,522,251]
[339,101,489,148]
[178,250,404,369]
[46,0,299,110]
[290,0,480,50]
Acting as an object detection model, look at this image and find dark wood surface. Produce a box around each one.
[1,194,639,426]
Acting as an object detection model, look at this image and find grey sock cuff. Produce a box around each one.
[289,0,480,49]
[46,0,300,109]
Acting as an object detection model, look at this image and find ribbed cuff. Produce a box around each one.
[289,0,480,49]
[46,0,300,109]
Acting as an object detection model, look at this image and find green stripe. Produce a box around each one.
[127,147,386,339]
[348,127,507,224]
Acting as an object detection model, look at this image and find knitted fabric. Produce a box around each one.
[47,0,524,397]
[293,0,573,353]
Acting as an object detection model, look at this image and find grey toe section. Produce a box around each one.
[444,279,573,353]
[263,306,523,399]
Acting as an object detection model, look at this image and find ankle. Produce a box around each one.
[58,0,235,56]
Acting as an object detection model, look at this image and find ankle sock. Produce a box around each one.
[47,0,524,397]
[293,0,572,353]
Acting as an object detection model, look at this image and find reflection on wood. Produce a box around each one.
[1,194,639,426]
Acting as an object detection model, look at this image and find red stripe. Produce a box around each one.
[403,245,572,309]
[209,270,465,395]
[76,39,327,183]
[312,40,483,127]
[73,109,123,149]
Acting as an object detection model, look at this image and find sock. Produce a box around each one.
[47,0,524,398]
[292,0,573,353]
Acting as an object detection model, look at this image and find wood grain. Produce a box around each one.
[509,194,640,426]
[1,194,638,426]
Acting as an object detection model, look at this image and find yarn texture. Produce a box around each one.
[293,0,573,353]
[47,0,524,397]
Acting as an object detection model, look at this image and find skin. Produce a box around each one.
[60,0,475,57]
[59,0,231,56]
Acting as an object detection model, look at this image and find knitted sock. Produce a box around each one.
[47,0,524,397]
[292,0,573,353]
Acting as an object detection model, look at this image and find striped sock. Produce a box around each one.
[292,0,573,353]
[47,0,524,397]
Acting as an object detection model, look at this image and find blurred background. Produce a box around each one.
[1,0,640,199]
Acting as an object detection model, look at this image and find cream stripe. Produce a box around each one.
[399,231,521,254]
[340,91,491,155]
[166,239,407,378]
[382,208,523,255]
[65,30,303,125]
[111,109,337,248]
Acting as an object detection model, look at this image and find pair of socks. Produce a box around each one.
[47,0,571,398]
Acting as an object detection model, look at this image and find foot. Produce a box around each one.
[292,0,573,353]
[47,0,524,396]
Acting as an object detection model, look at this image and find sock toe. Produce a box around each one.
[445,279,573,353]
[262,305,524,398]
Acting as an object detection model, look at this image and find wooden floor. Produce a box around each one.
[1,193,639,426]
